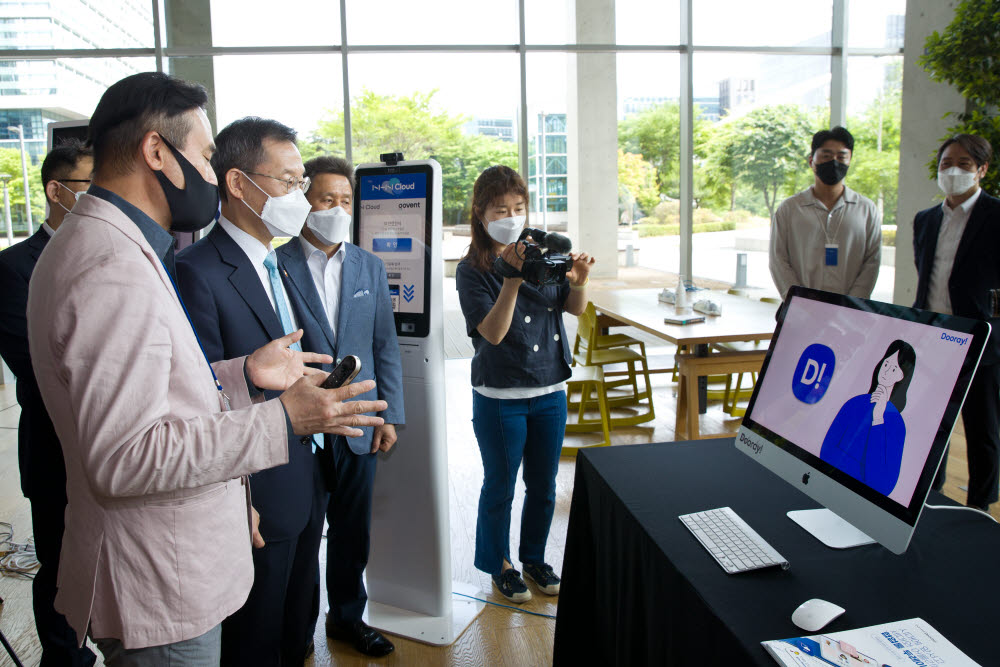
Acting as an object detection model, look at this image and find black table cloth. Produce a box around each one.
[554,439,998,666]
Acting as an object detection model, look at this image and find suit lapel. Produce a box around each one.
[25,227,49,261]
[209,225,285,342]
[277,240,336,351]
[335,244,362,355]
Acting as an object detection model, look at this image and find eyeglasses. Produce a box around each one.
[244,171,310,194]
[58,179,91,184]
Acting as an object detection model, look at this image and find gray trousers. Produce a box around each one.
[94,624,221,667]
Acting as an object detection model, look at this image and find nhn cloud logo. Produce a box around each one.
[792,343,835,404]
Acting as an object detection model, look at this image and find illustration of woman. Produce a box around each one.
[820,340,916,496]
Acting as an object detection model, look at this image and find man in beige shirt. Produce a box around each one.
[769,126,881,301]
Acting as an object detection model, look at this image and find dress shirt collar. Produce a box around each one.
[218,215,274,266]
[88,184,175,264]
[42,222,55,237]
[298,234,346,264]
[942,187,981,218]
[805,185,858,210]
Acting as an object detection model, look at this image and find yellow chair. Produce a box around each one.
[572,303,655,425]
[563,365,612,456]
[761,296,782,305]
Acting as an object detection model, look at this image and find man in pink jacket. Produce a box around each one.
[26,72,387,665]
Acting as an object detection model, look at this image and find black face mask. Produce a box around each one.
[815,159,849,186]
[154,137,220,233]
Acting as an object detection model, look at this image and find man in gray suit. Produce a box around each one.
[277,155,404,657]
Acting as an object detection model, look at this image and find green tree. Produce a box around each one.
[0,148,44,235]
[301,89,517,224]
[727,105,814,219]
[697,119,738,211]
[919,0,1000,195]
[618,102,681,195]
[617,149,659,219]
[847,66,902,225]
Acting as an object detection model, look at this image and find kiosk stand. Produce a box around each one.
[354,155,485,645]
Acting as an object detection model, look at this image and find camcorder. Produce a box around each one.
[494,227,574,285]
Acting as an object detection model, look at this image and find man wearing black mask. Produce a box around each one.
[26,72,387,665]
[770,126,881,301]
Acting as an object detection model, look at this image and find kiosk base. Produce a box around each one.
[365,581,486,646]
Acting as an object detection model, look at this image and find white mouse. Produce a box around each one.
[791,598,845,632]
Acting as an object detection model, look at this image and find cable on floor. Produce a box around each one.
[0,522,38,579]
[452,591,557,619]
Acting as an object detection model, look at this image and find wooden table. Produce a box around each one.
[588,289,778,438]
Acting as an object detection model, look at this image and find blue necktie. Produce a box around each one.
[263,252,323,451]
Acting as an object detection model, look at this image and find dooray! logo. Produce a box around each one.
[792,343,835,404]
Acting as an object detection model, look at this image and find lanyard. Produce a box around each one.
[160,260,231,411]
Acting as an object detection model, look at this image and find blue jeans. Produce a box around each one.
[472,390,567,576]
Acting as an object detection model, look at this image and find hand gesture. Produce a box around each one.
[567,251,596,286]
[371,423,398,453]
[870,386,889,426]
[500,238,528,273]
[279,375,388,437]
[246,330,333,391]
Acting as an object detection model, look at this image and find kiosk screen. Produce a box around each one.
[356,165,433,337]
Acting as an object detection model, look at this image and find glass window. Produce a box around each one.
[347,53,519,226]
[0,57,154,233]
[694,0,832,47]
[617,0,680,45]
[544,134,566,154]
[525,0,571,44]
[617,53,680,228]
[546,177,567,197]
[526,53,570,228]
[346,0,516,45]
[849,0,905,49]
[846,56,902,229]
[169,55,344,143]
[546,197,567,213]
[545,156,567,175]
[209,0,340,47]
[0,1,154,49]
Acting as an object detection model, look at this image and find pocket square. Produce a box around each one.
[353,289,370,298]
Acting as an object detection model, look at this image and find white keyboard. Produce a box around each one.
[679,506,790,574]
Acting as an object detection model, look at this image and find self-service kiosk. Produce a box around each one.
[354,156,485,645]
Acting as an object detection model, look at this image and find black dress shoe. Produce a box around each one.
[326,619,395,657]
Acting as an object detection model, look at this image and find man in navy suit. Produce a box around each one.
[176,117,334,665]
[277,155,404,657]
[913,134,1000,512]
[0,140,96,666]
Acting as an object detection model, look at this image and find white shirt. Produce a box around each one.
[769,186,882,300]
[926,188,982,315]
[42,222,55,236]
[218,216,297,331]
[299,235,346,338]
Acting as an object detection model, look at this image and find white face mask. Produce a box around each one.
[241,171,311,237]
[55,181,84,214]
[306,206,351,246]
[937,166,979,197]
[485,215,525,245]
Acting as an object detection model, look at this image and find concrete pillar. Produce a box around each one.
[892,1,964,305]
[163,0,217,133]
[567,0,618,279]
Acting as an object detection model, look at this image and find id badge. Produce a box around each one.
[824,244,838,266]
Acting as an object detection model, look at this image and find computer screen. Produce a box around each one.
[735,286,989,554]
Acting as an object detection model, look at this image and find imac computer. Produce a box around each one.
[735,286,989,555]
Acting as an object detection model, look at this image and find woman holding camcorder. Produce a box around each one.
[456,165,595,603]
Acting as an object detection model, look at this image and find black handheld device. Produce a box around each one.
[320,355,362,389]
